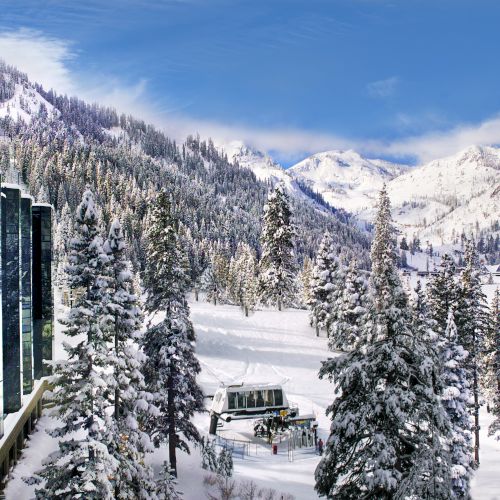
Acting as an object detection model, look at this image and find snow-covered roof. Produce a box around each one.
[32,202,54,209]
[1,182,22,191]
[221,383,285,392]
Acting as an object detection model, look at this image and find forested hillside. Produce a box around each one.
[0,61,370,275]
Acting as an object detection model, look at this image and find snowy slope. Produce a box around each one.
[0,82,58,123]
[287,145,499,246]
[383,145,500,245]
[222,140,314,203]
[288,149,407,213]
[6,294,500,500]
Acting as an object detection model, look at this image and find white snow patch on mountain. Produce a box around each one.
[288,149,407,213]
[0,82,57,123]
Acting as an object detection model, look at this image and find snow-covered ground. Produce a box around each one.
[4,295,500,499]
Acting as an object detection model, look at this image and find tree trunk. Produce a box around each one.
[278,298,282,312]
[115,312,120,420]
[474,364,480,464]
[168,373,177,477]
[245,306,249,317]
[195,289,199,301]
[315,324,319,337]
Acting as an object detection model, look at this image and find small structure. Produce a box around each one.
[209,383,294,434]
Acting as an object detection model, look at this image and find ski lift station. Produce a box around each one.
[209,383,296,434]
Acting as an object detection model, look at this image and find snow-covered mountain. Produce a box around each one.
[282,146,498,246]
[221,140,344,213]
[383,145,500,245]
[223,140,297,190]
[288,149,407,213]
[0,82,58,123]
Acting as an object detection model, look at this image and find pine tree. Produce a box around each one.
[201,437,219,472]
[36,183,50,203]
[307,232,341,337]
[200,264,221,305]
[298,256,314,309]
[54,202,73,279]
[227,243,258,316]
[315,186,453,499]
[455,240,488,464]
[426,254,459,336]
[217,447,234,478]
[141,190,204,478]
[487,288,500,440]
[104,219,157,499]
[35,189,118,499]
[259,183,297,310]
[156,462,180,500]
[330,260,371,351]
[441,307,474,498]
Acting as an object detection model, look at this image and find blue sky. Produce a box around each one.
[1,0,500,164]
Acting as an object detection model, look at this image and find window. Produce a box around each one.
[228,392,237,410]
[274,390,283,406]
[237,392,245,408]
[246,391,256,408]
[264,390,274,406]
[256,391,264,407]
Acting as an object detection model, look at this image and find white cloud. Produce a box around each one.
[0,28,158,122]
[366,76,399,98]
[0,28,76,93]
[1,29,500,165]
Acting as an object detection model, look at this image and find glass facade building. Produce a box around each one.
[32,204,53,379]
[1,186,22,414]
[21,195,33,394]
[0,183,53,439]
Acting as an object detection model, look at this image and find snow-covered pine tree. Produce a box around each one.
[36,183,50,203]
[487,288,500,440]
[455,239,488,464]
[315,185,453,499]
[200,264,221,305]
[441,307,474,497]
[54,201,73,285]
[409,282,455,500]
[426,253,459,336]
[227,243,258,316]
[330,260,371,351]
[217,447,234,478]
[307,232,340,337]
[104,219,157,499]
[201,437,219,472]
[156,462,180,500]
[200,243,230,305]
[35,189,118,499]
[298,256,313,309]
[211,242,230,302]
[141,190,204,478]
[259,183,297,311]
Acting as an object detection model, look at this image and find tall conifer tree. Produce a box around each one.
[35,189,118,499]
[259,183,297,310]
[441,308,474,497]
[307,232,340,337]
[104,219,157,498]
[487,288,500,440]
[456,240,488,464]
[315,186,452,499]
[427,253,460,336]
[141,190,204,478]
[329,260,370,351]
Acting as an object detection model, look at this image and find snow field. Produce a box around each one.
[4,293,500,499]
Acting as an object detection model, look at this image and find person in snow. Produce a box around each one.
[318,438,324,455]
